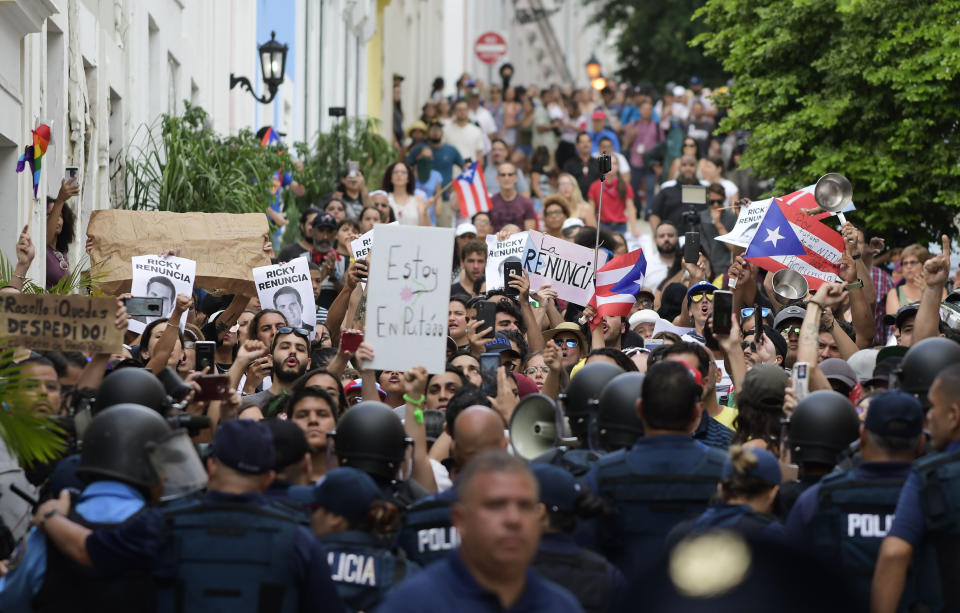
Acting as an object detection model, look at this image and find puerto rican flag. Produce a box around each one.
[586,248,647,325]
[453,161,492,218]
[746,189,845,290]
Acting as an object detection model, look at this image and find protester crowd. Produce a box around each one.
[1,72,960,613]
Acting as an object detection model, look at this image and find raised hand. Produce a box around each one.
[923,234,951,288]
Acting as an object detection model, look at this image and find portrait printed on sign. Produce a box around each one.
[253,256,316,338]
[129,255,197,333]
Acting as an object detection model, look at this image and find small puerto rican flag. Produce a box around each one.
[453,161,492,219]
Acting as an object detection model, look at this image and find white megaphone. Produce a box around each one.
[509,393,574,460]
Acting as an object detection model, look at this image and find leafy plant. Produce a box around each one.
[694,0,960,243]
[0,252,102,295]
[282,117,396,245]
[123,102,295,216]
[0,347,66,467]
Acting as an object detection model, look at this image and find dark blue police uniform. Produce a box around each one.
[85,490,346,613]
[397,487,459,566]
[377,550,583,613]
[321,530,420,612]
[888,439,960,612]
[669,502,785,548]
[533,532,624,613]
[584,435,726,573]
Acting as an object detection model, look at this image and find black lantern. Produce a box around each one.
[585,55,602,80]
[230,31,288,104]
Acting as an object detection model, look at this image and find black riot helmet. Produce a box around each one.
[597,372,645,452]
[788,391,860,467]
[560,362,624,440]
[76,403,171,490]
[898,337,960,404]
[92,367,168,415]
[330,402,411,483]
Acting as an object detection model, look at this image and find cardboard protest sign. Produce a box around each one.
[485,232,529,291]
[128,255,196,333]
[86,210,272,296]
[521,231,596,306]
[253,256,316,336]
[366,225,454,374]
[0,295,123,354]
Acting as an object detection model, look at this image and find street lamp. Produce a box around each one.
[230,31,288,104]
[585,55,602,79]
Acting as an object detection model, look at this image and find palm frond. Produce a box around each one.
[0,347,66,466]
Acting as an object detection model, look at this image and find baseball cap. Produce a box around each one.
[628,309,659,329]
[753,325,788,362]
[484,332,520,358]
[882,304,919,329]
[876,345,909,365]
[532,463,582,514]
[864,390,924,438]
[686,281,716,300]
[311,212,337,229]
[591,109,606,121]
[774,306,806,330]
[561,218,584,232]
[456,223,478,237]
[690,76,703,85]
[427,119,443,130]
[266,419,310,471]
[723,447,781,486]
[672,85,686,97]
[288,467,383,524]
[212,419,276,475]
[739,364,788,412]
[868,356,903,388]
[847,349,880,383]
[820,358,858,391]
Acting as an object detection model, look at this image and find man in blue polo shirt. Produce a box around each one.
[379,450,582,612]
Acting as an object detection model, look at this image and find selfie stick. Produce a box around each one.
[592,170,606,285]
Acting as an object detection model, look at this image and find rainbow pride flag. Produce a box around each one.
[16,124,51,200]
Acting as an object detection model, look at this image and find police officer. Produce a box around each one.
[536,362,623,475]
[330,401,427,508]
[874,363,960,612]
[779,390,860,516]
[0,404,169,612]
[30,419,347,613]
[531,464,625,613]
[584,361,727,574]
[379,450,583,612]
[786,390,924,608]
[291,467,419,612]
[596,372,645,452]
[398,406,507,566]
[669,446,785,545]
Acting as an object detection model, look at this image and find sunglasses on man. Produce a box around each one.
[779,326,802,337]
[552,338,579,348]
[277,326,312,341]
[741,307,771,319]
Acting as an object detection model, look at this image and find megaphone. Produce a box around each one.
[814,173,853,225]
[772,268,809,306]
[509,393,572,460]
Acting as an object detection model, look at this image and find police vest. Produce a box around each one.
[154,501,303,613]
[320,530,420,613]
[397,492,459,566]
[911,451,960,612]
[33,504,154,613]
[594,445,726,570]
[692,505,780,536]
[533,545,615,613]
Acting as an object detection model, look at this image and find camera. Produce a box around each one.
[682,207,700,230]
[597,153,612,175]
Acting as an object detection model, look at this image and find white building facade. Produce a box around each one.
[0,0,261,286]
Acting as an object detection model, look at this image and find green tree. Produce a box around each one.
[586,0,726,87]
[695,0,960,243]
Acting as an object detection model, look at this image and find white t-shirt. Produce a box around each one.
[639,233,671,290]
[444,121,485,163]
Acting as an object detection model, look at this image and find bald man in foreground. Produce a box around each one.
[398,405,509,566]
